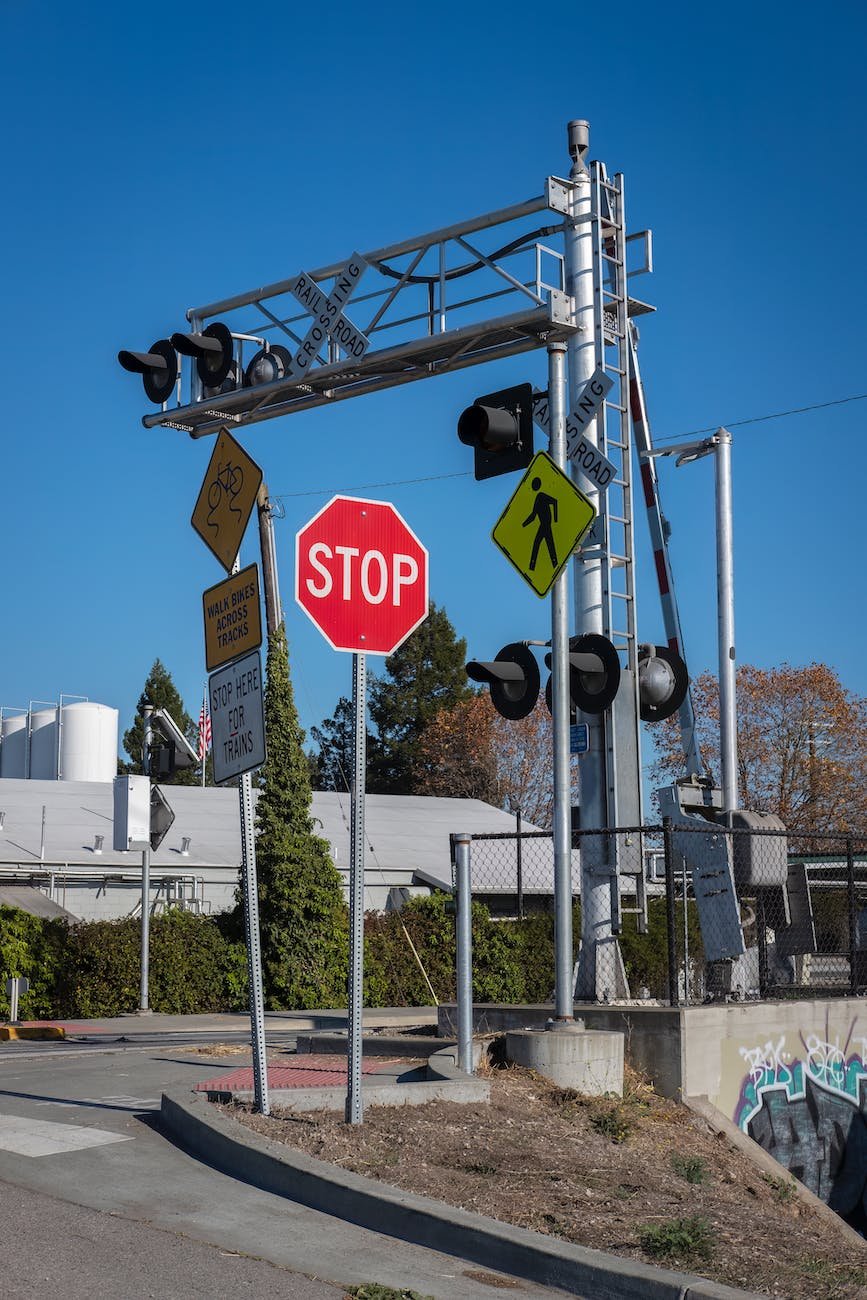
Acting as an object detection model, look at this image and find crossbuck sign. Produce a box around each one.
[286,254,370,380]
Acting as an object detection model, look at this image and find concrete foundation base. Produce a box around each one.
[506,1023,624,1095]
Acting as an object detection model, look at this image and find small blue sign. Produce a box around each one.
[569,722,589,755]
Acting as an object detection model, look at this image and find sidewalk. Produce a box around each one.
[4,1006,438,1040]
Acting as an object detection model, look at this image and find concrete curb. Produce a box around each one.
[684,1094,867,1250]
[161,1087,760,1300]
[199,1043,490,1111]
[0,1025,65,1041]
[297,1032,447,1058]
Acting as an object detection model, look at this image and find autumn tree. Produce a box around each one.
[414,694,500,803]
[650,662,867,833]
[415,694,579,829]
[366,602,473,794]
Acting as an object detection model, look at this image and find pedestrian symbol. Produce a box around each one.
[491,451,596,597]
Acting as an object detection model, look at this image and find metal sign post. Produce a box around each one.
[294,496,429,1124]
[346,652,367,1125]
[546,342,575,1020]
[140,705,153,1014]
[239,762,270,1117]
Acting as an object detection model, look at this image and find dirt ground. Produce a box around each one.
[217,1052,867,1300]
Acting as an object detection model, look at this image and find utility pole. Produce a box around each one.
[257,482,283,636]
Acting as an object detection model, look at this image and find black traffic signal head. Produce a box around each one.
[545,633,622,715]
[171,322,235,392]
[457,382,534,480]
[466,642,540,720]
[638,644,689,722]
[118,339,178,404]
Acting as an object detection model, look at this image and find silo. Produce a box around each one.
[0,712,28,778]
[59,702,119,783]
[29,708,59,780]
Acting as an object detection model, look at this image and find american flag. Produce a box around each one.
[198,701,212,760]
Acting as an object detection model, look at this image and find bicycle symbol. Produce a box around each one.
[206,458,245,535]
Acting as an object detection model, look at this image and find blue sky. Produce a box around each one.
[1,2,865,771]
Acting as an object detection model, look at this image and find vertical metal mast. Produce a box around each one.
[565,121,631,1001]
[714,428,738,814]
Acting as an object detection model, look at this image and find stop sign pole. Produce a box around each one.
[296,497,428,1124]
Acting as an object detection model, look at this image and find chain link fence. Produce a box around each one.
[459,821,867,1005]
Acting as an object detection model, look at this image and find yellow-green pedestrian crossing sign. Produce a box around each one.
[492,451,596,597]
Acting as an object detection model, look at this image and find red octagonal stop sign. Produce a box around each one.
[295,496,429,655]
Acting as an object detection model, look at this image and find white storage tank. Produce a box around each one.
[0,712,28,778]
[59,702,119,783]
[28,708,59,779]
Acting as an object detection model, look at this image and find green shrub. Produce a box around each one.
[671,1153,709,1185]
[0,906,249,1020]
[638,1216,714,1264]
[0,906,67,1019]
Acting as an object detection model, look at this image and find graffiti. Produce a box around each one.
[733,1017,867,1231]
[738,1035,790,1084]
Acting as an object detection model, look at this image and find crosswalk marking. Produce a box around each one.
[0,1115,133,1157]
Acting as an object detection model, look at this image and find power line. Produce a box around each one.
[652,392,867,445]
[272,392,867,500]
[273,471,469,501]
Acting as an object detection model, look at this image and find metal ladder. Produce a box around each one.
[588,162,647,932]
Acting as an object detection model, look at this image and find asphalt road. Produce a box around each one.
[0,1039,573,1299]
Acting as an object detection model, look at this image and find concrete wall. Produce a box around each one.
[439,1003,684,1101]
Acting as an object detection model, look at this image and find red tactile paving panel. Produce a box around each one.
[195,1054,402,1091]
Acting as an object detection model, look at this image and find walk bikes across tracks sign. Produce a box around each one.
[202,564,262,672]
[492,451,596,597]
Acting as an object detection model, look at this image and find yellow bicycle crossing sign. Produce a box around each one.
[491,451,596,597]
[191,427,263,572]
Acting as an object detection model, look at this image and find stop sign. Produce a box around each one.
[295,496,429,655]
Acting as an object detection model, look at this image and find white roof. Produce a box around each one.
[0,779,537,892]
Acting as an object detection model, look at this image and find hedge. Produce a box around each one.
[0,906,248,1021]
[0,895,683,1019]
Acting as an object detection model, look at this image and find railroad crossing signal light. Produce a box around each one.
[117,339,178,404]
[466,642,540,720]
[457,383,534,480]
[544,633,622,715]
[637,644,689,722]
[171,322,236,394]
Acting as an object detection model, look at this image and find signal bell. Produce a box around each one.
[117,340,178,405]
[466,642,540,720]
[457,383,534,480]
[244,343,292,387]
[637,644,689,722]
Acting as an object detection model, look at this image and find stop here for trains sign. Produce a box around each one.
[295,496,429,655]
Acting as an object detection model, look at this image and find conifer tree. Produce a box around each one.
[254,625,348,1008]
[367,602,473,793]
[123,659,201,786]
